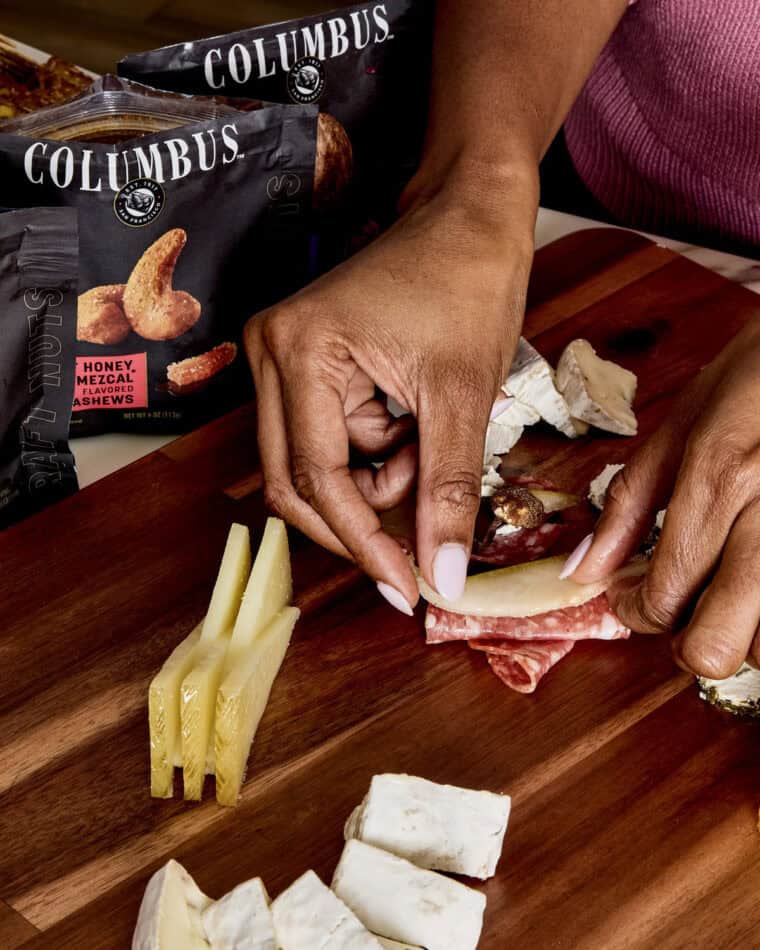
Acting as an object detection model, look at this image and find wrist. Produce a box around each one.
[399,149,539,250]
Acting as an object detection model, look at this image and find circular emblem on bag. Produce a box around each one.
[287,56,325,104]
[113,178,165,227]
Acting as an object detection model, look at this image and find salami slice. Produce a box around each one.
[425,593,630,644]
[478,639,575,694]
[472,521,566,566]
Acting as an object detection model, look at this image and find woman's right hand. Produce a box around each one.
[245,162,538,613]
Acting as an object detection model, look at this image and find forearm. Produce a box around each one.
[408,0,628,211]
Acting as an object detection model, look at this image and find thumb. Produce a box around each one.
[415,358,495,600]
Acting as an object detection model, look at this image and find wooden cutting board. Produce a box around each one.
[1,228,759,949]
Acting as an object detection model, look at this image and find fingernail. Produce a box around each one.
[490,397,514,421]
[433,543,469,601]
[376,581,414,616]
[559,533,594,580]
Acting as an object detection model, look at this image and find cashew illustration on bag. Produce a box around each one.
[123,228,202,341]
[166,341,238,394]
[77,284,130,345]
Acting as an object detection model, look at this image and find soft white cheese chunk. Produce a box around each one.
[344,773,510,880]
[332,840,485,950]
[481,462,505,498]
[556,339,638,436]
[202,877,275,950]
[132,860,211,950]
[484,396,540,460]
[375,940,421,950]
[503,337,578,437]
[272,870,382,950]
[494,522,523,537]
[588,463,625,510]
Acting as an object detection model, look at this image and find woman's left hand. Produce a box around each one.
[568,320,760,678]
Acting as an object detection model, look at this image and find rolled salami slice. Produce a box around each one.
[472,522,566,566]
[476,639,576,694]
[426,594,630,644]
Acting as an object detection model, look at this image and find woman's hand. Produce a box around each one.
[245,164,537,614]
[570,321,760,678]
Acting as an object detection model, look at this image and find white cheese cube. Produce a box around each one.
[588,463,625,510]
[132,860,211,950]
[556,339,638,436]
[272,870,382,949]
[344,773,510,880]
[202,877,275,950]
[332,840,485,950]
[503,337,578,437]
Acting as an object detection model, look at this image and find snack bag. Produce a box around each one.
[0,77,318,435]
[118,0,434,262]
[0,206,79,529]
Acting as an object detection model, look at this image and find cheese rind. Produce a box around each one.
[485,395,540,460]
[503,337,579,437]
[132,859,211,950]
[227,518,291,663]
[181,639,229,800]
[556,339,638,436]
[202,877,275,950]
[332,840,485,950]
[149,624,202,798]
[271,870,382,949]
[200,524,251,644]
[215,607,299,807]
[588,463,625,510]
[417,554,647,618]
[344,773,510,880]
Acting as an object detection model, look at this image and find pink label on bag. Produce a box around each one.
[72,353,148,412]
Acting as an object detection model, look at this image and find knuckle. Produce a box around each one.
[635,583,680,633]
[429,469,481,518]
[686,434,753,503]
[290,453,318,504]
[263,479,294,519]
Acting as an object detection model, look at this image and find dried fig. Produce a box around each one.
[77,284,130,345]
[123,228,202,341]
[313,112,353,214]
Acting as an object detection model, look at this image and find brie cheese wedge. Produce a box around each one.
[556,339,638,436]
[345,773,510,879]
[132,860,211,950]
[202,877,275,950]
[271,870,382,949]
[332,840,485,950]
[503,337,578,437]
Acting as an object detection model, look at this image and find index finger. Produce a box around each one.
[281,372,419,611]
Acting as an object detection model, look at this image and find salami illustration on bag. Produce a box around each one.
[119,1,434,261]
[0,77,320,436]
[0,206,79,528]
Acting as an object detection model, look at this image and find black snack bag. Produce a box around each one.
[119,1,434,264]
[0,206,79,529]
[0,77,318,436]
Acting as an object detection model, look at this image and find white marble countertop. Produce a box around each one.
[73,208,760,488]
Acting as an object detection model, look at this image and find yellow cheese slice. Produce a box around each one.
[180,639,229,800]
[226,517,292,664]
[200,523,251,644]
[215,607,300,807]
[417,555,647,617]
[149,624,202,799]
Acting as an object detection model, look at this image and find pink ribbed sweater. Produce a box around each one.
[564,0,760,248]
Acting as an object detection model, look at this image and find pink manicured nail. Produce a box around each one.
[377,581,414,616]
[559,533,594,580]
[433,543,468,601]
[490,397,514,421]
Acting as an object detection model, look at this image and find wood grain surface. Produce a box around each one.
[1,229,759,949]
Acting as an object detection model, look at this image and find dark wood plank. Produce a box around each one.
[0,900,38,948]
[1,230,758,948]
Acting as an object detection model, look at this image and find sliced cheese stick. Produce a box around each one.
[271,870,382,949]
[503,337,579,437]
[332,840,485,950]
[202,877,275,950]
[149,623,202,798]
[132,860,211,950]
[556,339,638,436]
[200,523,251,644]
[345,773,510,880]
[416,554,647,618]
